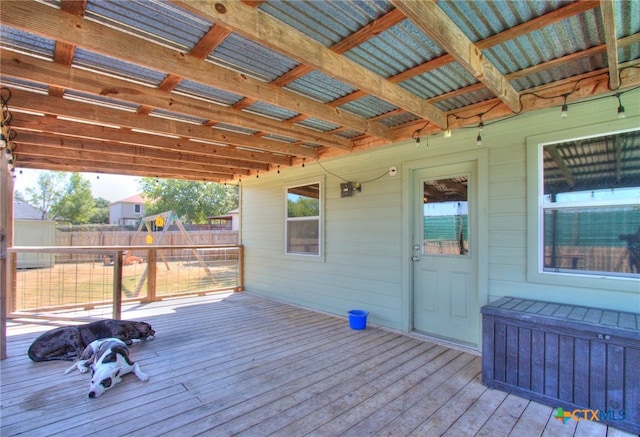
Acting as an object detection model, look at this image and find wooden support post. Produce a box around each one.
[112,250,123,320]
[0,147,13,359]
[146,248,156,303]
[237,245,244,291]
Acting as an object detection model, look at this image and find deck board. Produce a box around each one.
[1,292,634,437]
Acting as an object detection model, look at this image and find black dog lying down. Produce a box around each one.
[28,319,155,362]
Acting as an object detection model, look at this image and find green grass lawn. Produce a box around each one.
[14,260,239,312]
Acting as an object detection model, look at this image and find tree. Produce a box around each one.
[55,173,95,224]
[25,171,67,220]
[90,197,110,224]
[59,173,93,223]
[13,190,26,202]
[140,178,238,223]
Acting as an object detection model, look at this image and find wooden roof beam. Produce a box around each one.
[7,88,319,159]
[272,8,406,87]
[1,50,351,150]
[174,0,447,128]
[0,1,386,142]
[14,131,269,172]
[10,112,291,168]
[391,0,520,113]
[15,156,230,182]
[600,0,620,90]
[13,142,249,178]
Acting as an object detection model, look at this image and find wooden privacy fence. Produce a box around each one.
[6,244,243,320]
[55,230,238,263]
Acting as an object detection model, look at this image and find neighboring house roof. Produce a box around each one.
[110,194,145,205]
[14,201,45,220]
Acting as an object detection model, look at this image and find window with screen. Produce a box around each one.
[286,182,321,256]
[540,129,640,278]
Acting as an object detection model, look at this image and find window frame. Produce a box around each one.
[284,180,323,257]
[526,117,640,293]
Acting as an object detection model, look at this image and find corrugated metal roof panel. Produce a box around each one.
[243,101,299,121]
[0,77,49,95]
[285,70,356,103]
[214,122,259,136]
[85,0,211,51]
[344,20,445,78]
[73,48,166,86]
[436,0,573,42]
[172,80,244,106]
[0,26,55,59]
[64,90,140,112]
[338,95,397,119]
[209,33,299,82]
[295,117,340,132]
[617,0,640,35]
[433,88,497,112]
[485,9,604,76]
[150,108,208,125]
[258,0,394,47]
[335,128,364,139]
[400,63,478,100]
[262,133,298,143]
[511,54,608,91]
[378,112,420,128]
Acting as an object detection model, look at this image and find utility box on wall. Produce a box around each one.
[481,297,640,435]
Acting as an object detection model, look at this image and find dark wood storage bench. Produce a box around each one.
[481,297,640,434]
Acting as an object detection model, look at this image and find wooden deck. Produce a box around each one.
[1,292,634,437]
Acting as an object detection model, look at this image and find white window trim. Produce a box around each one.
[526,116,640,293]
[284,179,323,258]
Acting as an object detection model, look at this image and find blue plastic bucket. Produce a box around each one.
[348,310,368,330]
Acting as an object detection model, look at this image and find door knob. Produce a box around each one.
[412,256,421,262]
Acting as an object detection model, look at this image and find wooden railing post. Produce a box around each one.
[112,250,123,320]
[146,248,157,302]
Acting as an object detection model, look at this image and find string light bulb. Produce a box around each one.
[412,129,421,146]
[561,94,569,118]
[476,120,484,146]
[616,93,625,119]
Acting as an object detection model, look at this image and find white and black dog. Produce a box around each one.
[65,338,149,398]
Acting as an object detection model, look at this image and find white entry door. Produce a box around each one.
[412,161,479,347]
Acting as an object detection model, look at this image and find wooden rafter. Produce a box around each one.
[391,0,520,113]
[272,8,406,88]
[174,0,447,128]
[0,0,388,141]
[8,112,290,167]
[546,145,575,190]
[15,131,271,172]
[0,50,352,151]
[8,89,319,159]
[600,0,620,90]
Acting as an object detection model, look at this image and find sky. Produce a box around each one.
[13,169,142,203]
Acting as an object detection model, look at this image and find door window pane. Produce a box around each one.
[423,176,469,256]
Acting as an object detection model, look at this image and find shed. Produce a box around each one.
[14,201,55,268]
[207,208,239,231]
